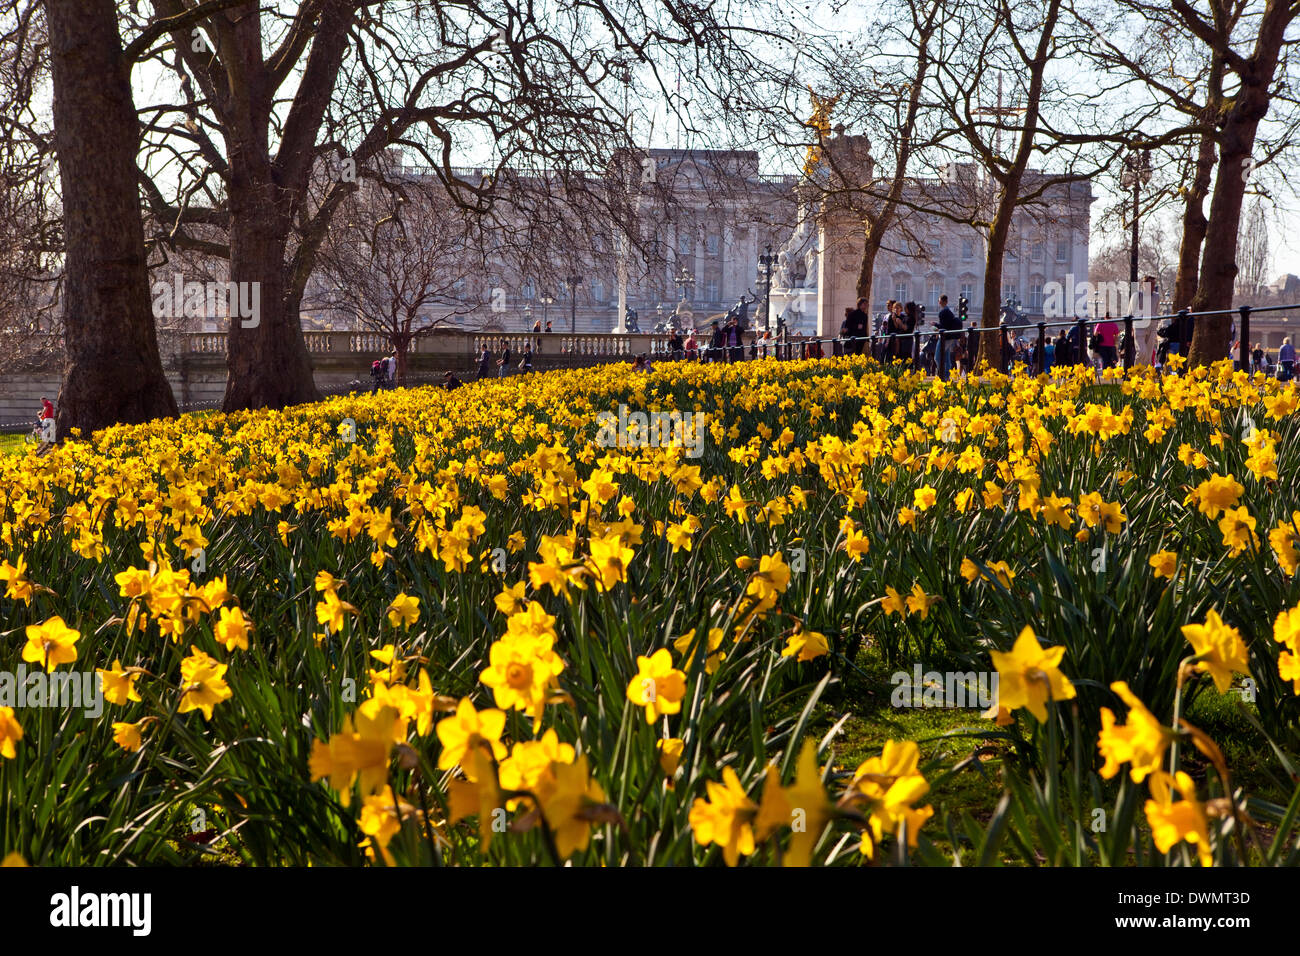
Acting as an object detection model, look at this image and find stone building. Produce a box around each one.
[300,141,1093,335]
[813,129,1093,337]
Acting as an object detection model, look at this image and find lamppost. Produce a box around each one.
[540,290,555,329]
[565,275,583,333]
[1121,150,1152,368]
[1121,150,1152,289]
[758,244,777,334]
[523,302,532,330]
[672,265,694,302]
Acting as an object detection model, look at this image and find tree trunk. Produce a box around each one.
[854,5,935,313]
[973,0,1061,372]
[1186,3,1291,366]
[856,227,883,309]
[1187,126,1265,364]
[979,191,1019,372]
[1172,132,1215,311]
[45,0,177,438]
[222,181,319,411]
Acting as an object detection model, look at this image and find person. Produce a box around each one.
[936,294,961,379]
[28,396,54,449]
[497,339,512,377]
[544,321,553,333]
[806,336,824,359]
[709,321,725,363]
[684,329,698,361]
[843,297,870,355]
[879,304,896,360]
[1044,335,1055,372]
[1281,337,1295,381]
[892,301,913,362]
[726,316,743,363]
[519,344,533,373]
[951,340,968,377]
[1163,311,1194,360]
[1253,342,1265,374]
[532,319,542,334]
[1095,312,1119,368]
[477,344,493,380]
[370,359,384,393]
[902,301,920,366]
[442,370,463,390]
[668,329,683,360]
[632,352,652,372]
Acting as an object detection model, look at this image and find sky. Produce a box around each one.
[629,0,1300,283]
[119,1,1300,285]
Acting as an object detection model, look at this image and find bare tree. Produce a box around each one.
[1171,0,1300,362]
[127,1,785,411]
[922,0,1109,369]
[312,180,479,383]
[43,0,177,436]
[1235,198,1270,301]
[0,2,61,372]
[839,0,943,307]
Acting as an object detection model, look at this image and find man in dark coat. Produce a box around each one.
[843,297,870,355]
[937,295,962,379]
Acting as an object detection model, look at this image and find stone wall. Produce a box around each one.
[0,329,673,426]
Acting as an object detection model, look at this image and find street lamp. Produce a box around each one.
[672,265,694,302]
[758,244,777,333]
[566,274,584,333]
[539,290,555,329]
[523,302,532,329]
[1121,150,1152,288]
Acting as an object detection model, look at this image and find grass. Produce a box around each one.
[0,433,27,456]
[815,647,1011,861]
[815,645,1292,865]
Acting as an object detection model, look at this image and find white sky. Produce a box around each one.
[119,2,1300,283]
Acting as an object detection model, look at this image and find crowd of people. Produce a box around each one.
[1233,337,1296,380]
[646,296,1130,380]
[475,337,535,381]
[365,298,1296,394]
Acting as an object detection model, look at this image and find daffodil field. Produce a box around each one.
[3,354,1300,866]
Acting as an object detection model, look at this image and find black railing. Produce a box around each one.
[672,302,1300,377]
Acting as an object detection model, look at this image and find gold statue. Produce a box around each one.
[803,87,840,177]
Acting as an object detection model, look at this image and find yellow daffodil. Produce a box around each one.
[987,626,1076,722]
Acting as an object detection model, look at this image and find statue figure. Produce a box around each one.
[736,294,751,331]
[625,305,640,333]
[802,241,819,289]
[803,88,841,178]
[775,214,815,289]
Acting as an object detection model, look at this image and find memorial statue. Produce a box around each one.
[802,241,819,289]
[776,215,816,290]
[625,305,640,333]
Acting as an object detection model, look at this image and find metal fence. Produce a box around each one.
[5,302,1293,432]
